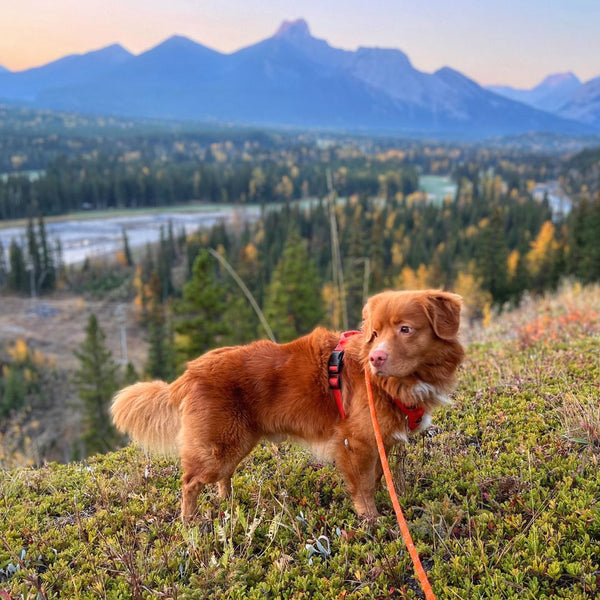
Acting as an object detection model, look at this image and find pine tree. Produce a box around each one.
[157,225,174,300]
[122,228,134,267]
[37,214,55,292]
[122,362,139,386]
[344,210,368,328]
[568,193,600,284]
[476,207,510,305]
[264,229,324,342]
[8,240,28,293]
[26,216,41,295]
[222,293,259,345]
[73,313,120,455]
[54,238,65,288]
[145,301,176,381]
[174,250,230,361]
[0,240,7,290]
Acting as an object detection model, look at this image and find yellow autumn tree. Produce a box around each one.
[395,264,431,290]
[453,270,493,325]
[527,221,560,292]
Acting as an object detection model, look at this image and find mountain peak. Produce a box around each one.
[536,72,581,90]
[275,19,312,39]
[144,34,221,59]
[158,35,202,49]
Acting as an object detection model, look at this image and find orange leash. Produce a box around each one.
[364,371,436,600]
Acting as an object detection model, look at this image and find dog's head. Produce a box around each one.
[362,289,464,381]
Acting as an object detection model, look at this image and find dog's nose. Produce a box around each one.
[369,349,388,367]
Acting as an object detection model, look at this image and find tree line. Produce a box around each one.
[0,152,421,219]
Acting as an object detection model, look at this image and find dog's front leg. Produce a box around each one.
[334,434,380,519]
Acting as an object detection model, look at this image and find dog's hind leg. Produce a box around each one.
[181,466,206,522]
[217,474,233,498]
[180,430,259,522]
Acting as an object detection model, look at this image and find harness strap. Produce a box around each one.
[328,331,361,419]
[328,331,426,430]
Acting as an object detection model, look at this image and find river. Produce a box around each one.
[0,176,456,266]
[0,205,261,266]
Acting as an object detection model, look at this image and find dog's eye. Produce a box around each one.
[399,325,413,334]
[368,331,378,343]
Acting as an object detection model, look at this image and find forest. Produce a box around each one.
[1,106,600,459]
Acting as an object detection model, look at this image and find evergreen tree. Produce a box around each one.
[568,193,600,283]
[264,229,324,342]
[122,228,134,267]
[122,362,139,386]
[157,225,174,300]
[26,215,41,295]
[145,300,177,381]
[476,207,510,305]
[37,214,55,292]
[174,250,230,361]
[54,238,65,289]
[0,240,7,290]
[8,240,28,293]
[222,293,259,346]
[344,211,368,328]
[583,193,600,282]
[73,313,120,455]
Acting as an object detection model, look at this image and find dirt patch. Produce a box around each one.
[1,292,149,465]
[0,293,147,371]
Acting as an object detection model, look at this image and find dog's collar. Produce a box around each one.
[328,332,426,430]
[391,398,425,430]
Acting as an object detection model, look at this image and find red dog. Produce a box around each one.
[111,289,464,520]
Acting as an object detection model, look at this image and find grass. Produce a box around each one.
[1,282,600,599]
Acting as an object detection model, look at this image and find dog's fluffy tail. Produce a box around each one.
[111,381,180,455]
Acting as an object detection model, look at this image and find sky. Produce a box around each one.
[1,0,599,88]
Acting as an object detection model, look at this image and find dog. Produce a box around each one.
[111,289,464,520]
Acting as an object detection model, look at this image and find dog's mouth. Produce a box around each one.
[368,362,385,376]
[369,362,398,378]
[368,360,417,379]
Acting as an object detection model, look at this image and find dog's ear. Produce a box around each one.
[424,291,462,340]
[362,296,381,342]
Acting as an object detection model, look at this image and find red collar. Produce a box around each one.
[392,398,425,431]
[328,331,426,430]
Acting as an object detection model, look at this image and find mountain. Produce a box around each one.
[0,64,9,74]
[488,72,582,113]
[558,76,600,126]
[0,44,133,101]
[0,20,594,138]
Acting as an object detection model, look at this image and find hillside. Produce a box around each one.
[1,282,599,598]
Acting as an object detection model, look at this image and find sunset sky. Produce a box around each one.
[1,0,598,88]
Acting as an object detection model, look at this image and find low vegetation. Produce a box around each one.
[1,282,599,598]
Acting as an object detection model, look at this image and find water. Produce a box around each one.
[419,175,457,206]
[0,205,260,266]
[0,176,455,266]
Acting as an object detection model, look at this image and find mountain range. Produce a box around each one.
[0,19,598,139]
[488,72,600,125]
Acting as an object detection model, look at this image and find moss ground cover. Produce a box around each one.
[1,284,599,599]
